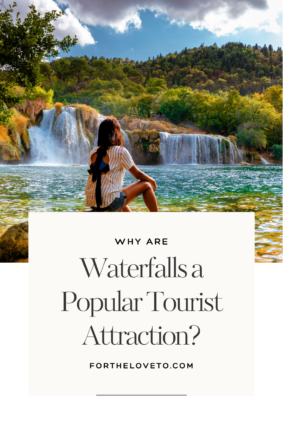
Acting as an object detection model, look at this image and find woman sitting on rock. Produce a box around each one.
[85,118,158,212]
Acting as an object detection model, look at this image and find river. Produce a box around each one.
[0,164,282,263]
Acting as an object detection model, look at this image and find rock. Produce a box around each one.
[0,221,28,263]
[239,162,250,165]
[120,116,202,135]
[148,143,159,153]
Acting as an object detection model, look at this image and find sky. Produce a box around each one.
[10,0,283,61]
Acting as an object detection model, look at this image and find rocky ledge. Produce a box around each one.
[0,221,28,263]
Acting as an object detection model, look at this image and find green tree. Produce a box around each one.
[217,78,227,91]
[263,85,282,112]
[237,122,267,150]
[134,94,155,117]
[204,79,214,90]
[0,2,77,123]
[0,83,22,124]
[260,77,271,90]
[122,66,144,84]
[69,58,91,83]
[53,58,71,82]
[0,2,77,88]
[158,88,190,124]
[145,78,167,95]
[271,144,282,160]
[40,62,55,82]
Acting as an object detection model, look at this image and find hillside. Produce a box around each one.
[42,42,282,105]
[0,42,282,162]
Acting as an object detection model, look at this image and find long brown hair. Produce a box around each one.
[97,118,123,155]
[89,119,123,210]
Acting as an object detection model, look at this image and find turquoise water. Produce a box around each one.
[0,164,282,262]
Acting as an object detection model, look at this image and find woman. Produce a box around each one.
[85,118,158,212]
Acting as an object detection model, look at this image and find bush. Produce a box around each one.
[27,86,54,104]
[237,122,267,150]
[133,94,155,118]
[271,144,282,160]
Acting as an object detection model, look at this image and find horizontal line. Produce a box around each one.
[96,394,187,396]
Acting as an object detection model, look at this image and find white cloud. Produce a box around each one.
[11,0,282,43]
[13,0,96,46]
[189,0,282,36]
[57,0,282,36]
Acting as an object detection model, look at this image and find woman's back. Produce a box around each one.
[85,145,134,208]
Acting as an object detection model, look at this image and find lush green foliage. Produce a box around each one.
[137,42,282,91]
[0,82,23,124]
[237,122,267,150]
[0,2,77,88]
[157,87,282,147]
[0,2,76,124]
[271,144,282,160]
[0,8,281,155]
[38,42,282,113]
[34,43,282,150]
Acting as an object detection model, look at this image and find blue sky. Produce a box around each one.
[63,9,282,61]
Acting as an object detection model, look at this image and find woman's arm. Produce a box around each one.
[128,165,157,191]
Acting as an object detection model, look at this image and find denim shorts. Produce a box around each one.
[91,191,127,212]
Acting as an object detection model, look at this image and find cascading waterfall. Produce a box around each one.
[160,132,243,164]
[261,157,270,165]
[28,108,132,165]
[28,107,91,164]
[17,133,23,157]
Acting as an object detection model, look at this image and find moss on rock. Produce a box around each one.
[0,126,20,160]
[125,129,161,164]
[245,151,261,163]
[54,102,64,117]
[71,104,99,135]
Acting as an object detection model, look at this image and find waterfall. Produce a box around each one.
[17,133,23,157]
[160,132,243,164]
[261,157,270,165]
[121,130,132,154]
[28,107,91,164]
[28,107,132,164]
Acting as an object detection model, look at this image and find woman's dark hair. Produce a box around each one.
[88,118,123,210]
[98,118,123,154]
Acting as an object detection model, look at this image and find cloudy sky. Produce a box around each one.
[11,0,282,60]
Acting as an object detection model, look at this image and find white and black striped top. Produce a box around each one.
[85,146,134,208]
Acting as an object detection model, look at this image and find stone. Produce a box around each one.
[148,143,159,153]
[0,221,28,263]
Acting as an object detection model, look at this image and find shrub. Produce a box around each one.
[271,144,282,160]
[27,86,54,104]
[54,102,63,117]
[237,122,267,150]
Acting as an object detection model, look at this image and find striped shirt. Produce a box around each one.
[85,146,134,208]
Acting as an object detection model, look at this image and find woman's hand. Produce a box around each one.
[129,165,157,191]
[149,178,157,192]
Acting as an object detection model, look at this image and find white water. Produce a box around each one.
[17,133,23,157]
[261,157,270,165]
[28,108,132,165]
[160,132,243,164]
[28,107,91,164]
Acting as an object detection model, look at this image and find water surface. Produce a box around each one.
[0,164,282,262]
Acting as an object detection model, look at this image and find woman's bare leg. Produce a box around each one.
[122,181,158,212]
[121,205,131,212]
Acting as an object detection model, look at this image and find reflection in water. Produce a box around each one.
[0,164,282,262]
